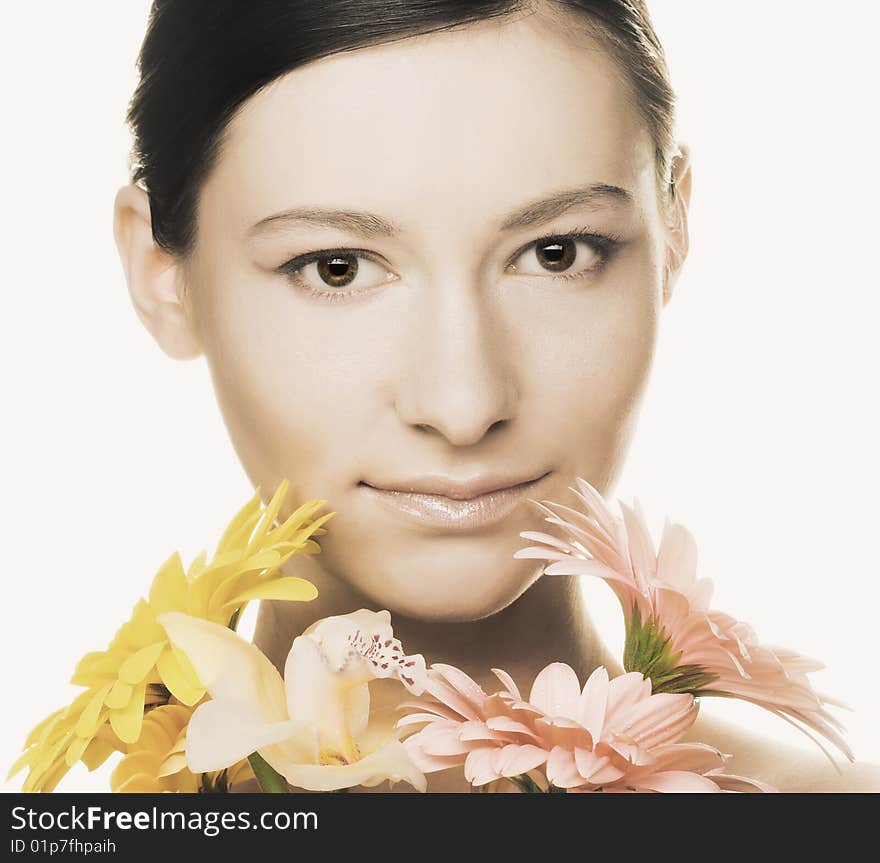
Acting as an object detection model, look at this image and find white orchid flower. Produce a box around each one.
[158,609,427,792]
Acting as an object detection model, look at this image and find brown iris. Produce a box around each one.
[317,254,359,287]
[535,238,577,272]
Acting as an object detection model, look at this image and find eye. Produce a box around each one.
[277,249,397,301]
[507,229,621,282]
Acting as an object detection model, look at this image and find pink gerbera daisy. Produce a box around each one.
[398,662,771,792]
[514,477,852,764]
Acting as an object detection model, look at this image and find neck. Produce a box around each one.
[253,554,621,693]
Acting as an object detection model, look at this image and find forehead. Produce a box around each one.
[202,13,655,241]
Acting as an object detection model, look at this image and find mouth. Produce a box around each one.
[358,471,551,532]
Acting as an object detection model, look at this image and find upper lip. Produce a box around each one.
[361,471,550,501]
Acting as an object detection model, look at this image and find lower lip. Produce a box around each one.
[359,474,550,531]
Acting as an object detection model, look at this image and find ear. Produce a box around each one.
[113,184,202,360]
[662,144,692,307]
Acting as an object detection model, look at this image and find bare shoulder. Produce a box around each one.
[684,711,880,793]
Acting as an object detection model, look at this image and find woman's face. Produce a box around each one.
[180,13,672,621]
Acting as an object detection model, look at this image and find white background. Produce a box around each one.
[2,1,878,792]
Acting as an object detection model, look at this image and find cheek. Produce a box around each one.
[522,255,660,466]
[192,270,377,498]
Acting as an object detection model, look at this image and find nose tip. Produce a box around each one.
[412,416,510,447]
[393,277,520,447]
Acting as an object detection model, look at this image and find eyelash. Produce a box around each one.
[275,226,623,302]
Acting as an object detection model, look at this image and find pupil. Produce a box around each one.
[537,239,575,272]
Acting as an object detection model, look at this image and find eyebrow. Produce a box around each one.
[247,182,634,239]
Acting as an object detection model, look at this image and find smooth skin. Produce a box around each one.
[114,8,877,791]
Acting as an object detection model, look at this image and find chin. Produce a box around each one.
[352,568,535,623]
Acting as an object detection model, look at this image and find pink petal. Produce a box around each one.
[421,675,481,722]
[411,723,471,757]
[636,770,722,793]
[491,667,522,699]
[638,743,725,775]
[485,715,542,743]
[396,699,463,722]
[618,500,657,591]
[603,673,653,727]
[464,748,501,786]
[545,745,585,789]
[403,738,467,774]
[654,518,698,595]
[458,724,504,744]
[490,743,549,778]
[533,716,593,751]
[574,747,624,784]
[707,770,776,793]
[529,663,581,718]
[576,666,609,741]
[571,478,621,541]
[431,664,488,706]
[396,712,452,728]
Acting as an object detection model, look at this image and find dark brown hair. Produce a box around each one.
[127,0,676,257]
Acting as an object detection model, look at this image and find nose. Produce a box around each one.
[394,278,519,447]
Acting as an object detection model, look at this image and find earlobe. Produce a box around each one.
[113,184,202,360]
[662,144,693,307]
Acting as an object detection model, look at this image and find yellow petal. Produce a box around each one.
[22,708,65,749]
[223,576,318,609]
[156,646,205,706]
[109,681,147,744]
[157,753,188,777]
[214,488,263,555]
[81,738,118,771]
[70,652,119,687]
[173,773,201,793]
[104,679,134,710]
[37,760,73,794]
[186,550,209,581]
[118,641,167,685]
[273,498,332,544]
[199,550,284,618]
[110,751,160,791]
[64,735,91,768]
[75,684,113,738]
[7,749,35,781]
[136,719,174,756]
[148,552,188,615]
[114,772,162,793]
[245,481,290,554]
[146,704,192,741]
[121,600,167,649]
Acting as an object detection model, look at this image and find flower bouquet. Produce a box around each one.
[10,478,852,793]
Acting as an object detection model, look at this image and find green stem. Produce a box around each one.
[248,752,288,793]
[508,774,545,793]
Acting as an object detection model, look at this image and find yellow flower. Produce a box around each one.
[9,480,332,792]
[110,703,253,793]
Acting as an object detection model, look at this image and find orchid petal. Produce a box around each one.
[184,699,312,773]
[280,740,426,792]
[158,613,287,722]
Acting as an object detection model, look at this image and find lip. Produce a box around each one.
[359,471,551,531]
